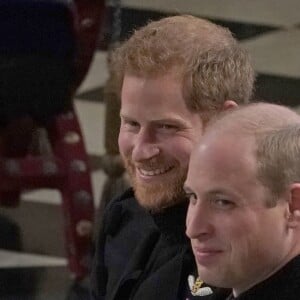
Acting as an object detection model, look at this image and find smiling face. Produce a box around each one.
[118,73,203,211]
[185,133,292,295]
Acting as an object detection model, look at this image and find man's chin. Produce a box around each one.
[134,182,184,212]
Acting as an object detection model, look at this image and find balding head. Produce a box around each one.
[200,102,300,203]
[206,102,300,137]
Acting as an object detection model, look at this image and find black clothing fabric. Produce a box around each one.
[90,188,206,300]
[209,255,300,300]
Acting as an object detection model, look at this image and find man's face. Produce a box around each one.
[185,134,290,295]
[119,73,203,211]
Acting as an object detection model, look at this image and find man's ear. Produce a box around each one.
[287,183,300,228]
[222,100,238,111]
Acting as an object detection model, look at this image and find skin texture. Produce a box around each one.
[185,133,297,296]
[118,72,204,211]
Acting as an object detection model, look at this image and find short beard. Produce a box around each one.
[123,157,187,212]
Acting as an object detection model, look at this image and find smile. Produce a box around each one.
[138,166,173,176]
[193,247,223,265]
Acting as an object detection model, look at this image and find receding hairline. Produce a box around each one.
[206,103,300,137]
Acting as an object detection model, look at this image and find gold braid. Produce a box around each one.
[192,277,204,294]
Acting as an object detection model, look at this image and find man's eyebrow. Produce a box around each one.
[152,117,184,123]
[120,115,188,124]
[120,114,136,120]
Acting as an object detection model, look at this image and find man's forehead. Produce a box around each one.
[187,134,259,192]
[192,132,255,165]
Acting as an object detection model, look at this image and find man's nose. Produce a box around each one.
[131,130,160,162]
[186,203,212,239]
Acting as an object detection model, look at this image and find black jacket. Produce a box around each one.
[209,255,300,300]
[90,188,206,300]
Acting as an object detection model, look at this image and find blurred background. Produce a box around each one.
[0,0,299,299]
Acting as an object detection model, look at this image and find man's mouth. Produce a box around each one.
[193,247,224,265]
[137,165,174,176]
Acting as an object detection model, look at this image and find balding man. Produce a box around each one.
[185,103,300,299]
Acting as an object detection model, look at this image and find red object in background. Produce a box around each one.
[73,0,106,90]
[0,0,106,280]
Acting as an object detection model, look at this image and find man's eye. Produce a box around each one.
[212,198,235,209]
[123,120,139,129]
[128,121,139,126]
[185,192,197,205]
[157,124,178,131]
